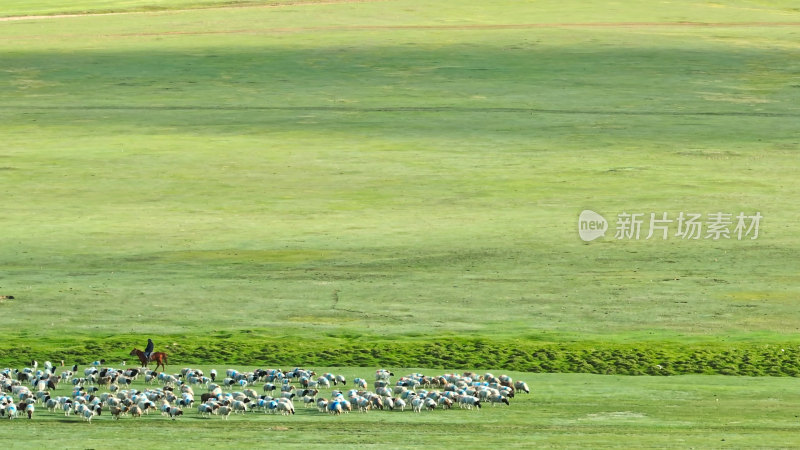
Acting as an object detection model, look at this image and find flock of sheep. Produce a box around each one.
[0,360,530,422]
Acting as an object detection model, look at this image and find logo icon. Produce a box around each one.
[578,210,608,242]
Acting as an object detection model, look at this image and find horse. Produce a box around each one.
[129,348,168,371]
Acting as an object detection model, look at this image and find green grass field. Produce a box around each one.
[1,0,800,446]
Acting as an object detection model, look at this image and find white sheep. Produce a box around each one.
[458,395,481,410]
[232,400,249,414]
[6,404,18,419]
[82,408,95,423]
[277,401,295,415]
[488,393,510,407]
[217,405,232,419]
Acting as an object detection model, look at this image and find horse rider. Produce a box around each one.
[144,338,154,362]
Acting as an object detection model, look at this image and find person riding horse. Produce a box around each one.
[144,339,154,362]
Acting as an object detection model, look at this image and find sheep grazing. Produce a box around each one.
[458,395,481,410]
[375,369,394,381]
[25,404,34,419]
[316,377,331,389]
[411,398,424,413]
[327,400,342,415]
[488,394,510,407]
[368,395,384,411]
[514,381,530,394]
[232,400,249,414]
[353,378,368,389]
[277,402,294,415]
[129,405,143,418]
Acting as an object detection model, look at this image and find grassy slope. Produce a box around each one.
[0,0,799,366]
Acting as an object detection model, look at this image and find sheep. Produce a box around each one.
[316,398,329,413]
[277,400,295,415]
[129,405,143,418]
[302,395,317,408]
[458,395,481,410]
[109,405,125,419]
[353,378,368,389]
[514,381,530,394]
[232,400,249,414]
[24,403,34,419]
[375,369,394,381]
[424,398,437,411]
[327,400,342,415]
[166,406,183,420]
[138,400,156,415]
[316,377,331,389]
[6,404,18,419]
[242,388,258,400]
[82,408,95,423]
[488,393,510,407]
[370,395,384,411]
[217,405,232,420]
[197,403,217,417]
[177,394,194,408]
[411,397,424,413]
[353,396,370,413]
[45,397,59,412]
[376,386,393,398]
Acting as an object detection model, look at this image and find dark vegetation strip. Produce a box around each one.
[3,334,799,376]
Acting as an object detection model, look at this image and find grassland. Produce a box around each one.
[2,0,798,351]
[1,0,800,445]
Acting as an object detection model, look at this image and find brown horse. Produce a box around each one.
[129,348,168,371]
